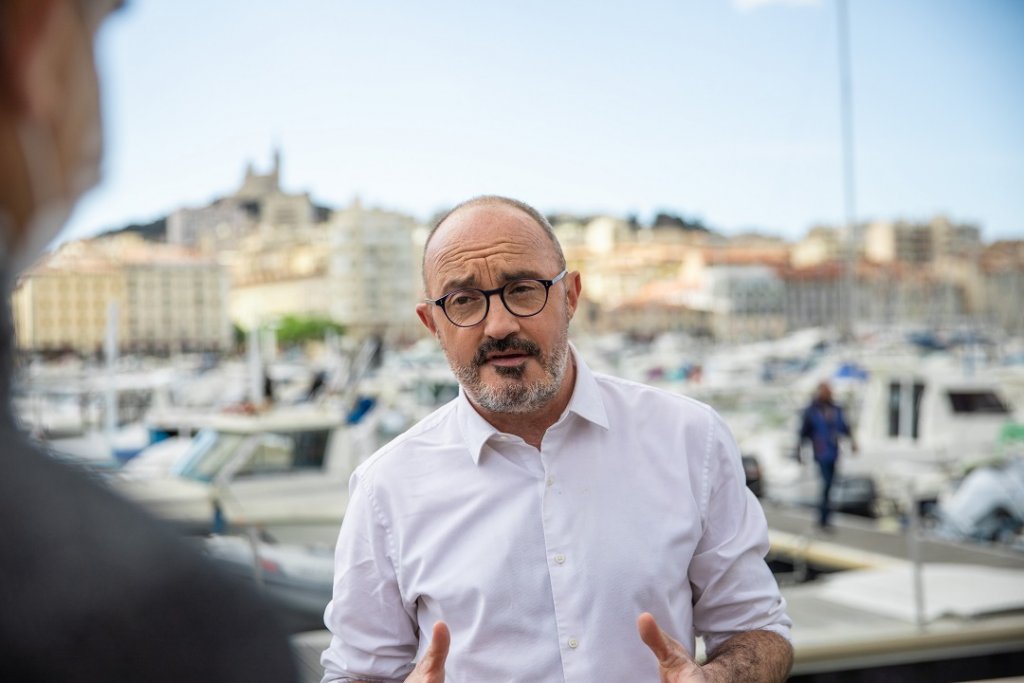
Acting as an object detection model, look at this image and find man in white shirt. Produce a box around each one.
[321,196,793,682]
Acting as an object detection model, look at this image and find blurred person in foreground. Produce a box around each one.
[797,381,858,531]
[0,1,297,680]
[321,195,793,682]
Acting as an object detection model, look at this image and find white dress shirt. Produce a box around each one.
[321,348,791,683]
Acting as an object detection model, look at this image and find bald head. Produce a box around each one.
[422,196,566,291]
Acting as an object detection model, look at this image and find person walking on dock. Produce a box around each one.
[798,381,858,531]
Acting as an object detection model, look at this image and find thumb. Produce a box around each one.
[417,621,450,677]
[637,613,696,676]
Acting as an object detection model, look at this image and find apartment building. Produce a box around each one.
[791,226,845,268]
[12,243,125,355]
[864,216,981,265]
[781,260,968,332]
[327,199,422,341]
[980,240,1024,335]
[12,237,230,355]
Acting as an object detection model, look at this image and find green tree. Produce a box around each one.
[274,315,345,347]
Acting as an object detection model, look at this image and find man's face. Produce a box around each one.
[58,0,108,201]
[0,0,118,269]
[416,203,579,415]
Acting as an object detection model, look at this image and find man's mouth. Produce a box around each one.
[485,352,531,367]
[474,338,541,369]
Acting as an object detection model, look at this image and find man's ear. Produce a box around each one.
[565,270,582,321]
[1,0,65,117]
[416,302,439,338]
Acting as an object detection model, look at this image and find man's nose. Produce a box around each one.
[482,292,521,340]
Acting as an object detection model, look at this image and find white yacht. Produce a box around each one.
[113,404,378,544]
[846,354,1019,508]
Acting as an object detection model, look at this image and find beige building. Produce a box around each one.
[227,221,334,329]
[791,226,844,268]
[864,216,981,265]
[602,279,711,338]
[229,198,424,342]
[120,258,231,355]
[552,216,792,341]
[781,260,968,332]
[230,274,333,331]
[327,199,422,341]
[980,240,1024,335]
[178,154,424,342]
[702,265,786,342]
[12,236,230,355]
[554,216,703,324]
[12,242,126,355]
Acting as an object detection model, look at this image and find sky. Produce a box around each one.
[63,0,1024,243]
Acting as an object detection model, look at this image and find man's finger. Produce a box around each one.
[418,621,450,674]
[637,612,694,672]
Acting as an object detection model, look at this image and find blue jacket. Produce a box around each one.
[799,400,851,463]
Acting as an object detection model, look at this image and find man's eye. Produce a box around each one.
[507,282,542,297]
[449,293,480,307]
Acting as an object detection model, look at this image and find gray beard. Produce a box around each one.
[447,331,571,415]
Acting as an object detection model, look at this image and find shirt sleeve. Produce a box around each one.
[688,411,792,656]
[321,468,418,683]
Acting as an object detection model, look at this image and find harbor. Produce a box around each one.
[4,0,1022,679]
[15,326,1024,681]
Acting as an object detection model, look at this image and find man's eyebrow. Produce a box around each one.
[436,269,545,296]
[437,274,478,296]
[499,269,546,282]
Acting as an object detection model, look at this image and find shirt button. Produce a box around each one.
[568,638,579,649]
[547,476,555,487]
[554,554,566,565]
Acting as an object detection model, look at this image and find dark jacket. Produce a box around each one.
[0,284,298,682]
[798,399,851,463]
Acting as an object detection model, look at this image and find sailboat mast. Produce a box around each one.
[837,0,858,340]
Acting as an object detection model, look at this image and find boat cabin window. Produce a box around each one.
[947,391,1010,415]
[175,430,246,482]
[887,380,925,439]
[235,429,330,477]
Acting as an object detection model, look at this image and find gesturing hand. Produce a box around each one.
[403,621,450,683]
[637,613,708,682]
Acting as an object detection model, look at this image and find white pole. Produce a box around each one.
[906,480,927,630]
[104,301,119,439]
[836,0,859,340]
[247,325,262,405]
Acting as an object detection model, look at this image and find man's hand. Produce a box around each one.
[403,621,450,683]
[637,613,708,682]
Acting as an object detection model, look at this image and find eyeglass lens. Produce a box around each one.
[445,280,549,326]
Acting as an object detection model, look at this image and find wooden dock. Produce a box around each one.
[762,501,1024,571]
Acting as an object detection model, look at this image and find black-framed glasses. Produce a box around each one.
[426,269,568,328]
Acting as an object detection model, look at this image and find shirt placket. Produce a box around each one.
[538,427,582,682]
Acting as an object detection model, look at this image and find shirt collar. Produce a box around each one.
[455,343,609,465]
[562,343,610,431]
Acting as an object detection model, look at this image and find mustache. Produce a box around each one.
[474,337,540,366]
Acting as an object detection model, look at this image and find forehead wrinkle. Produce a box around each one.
[433,244,533,294]
[426,229,554,295]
